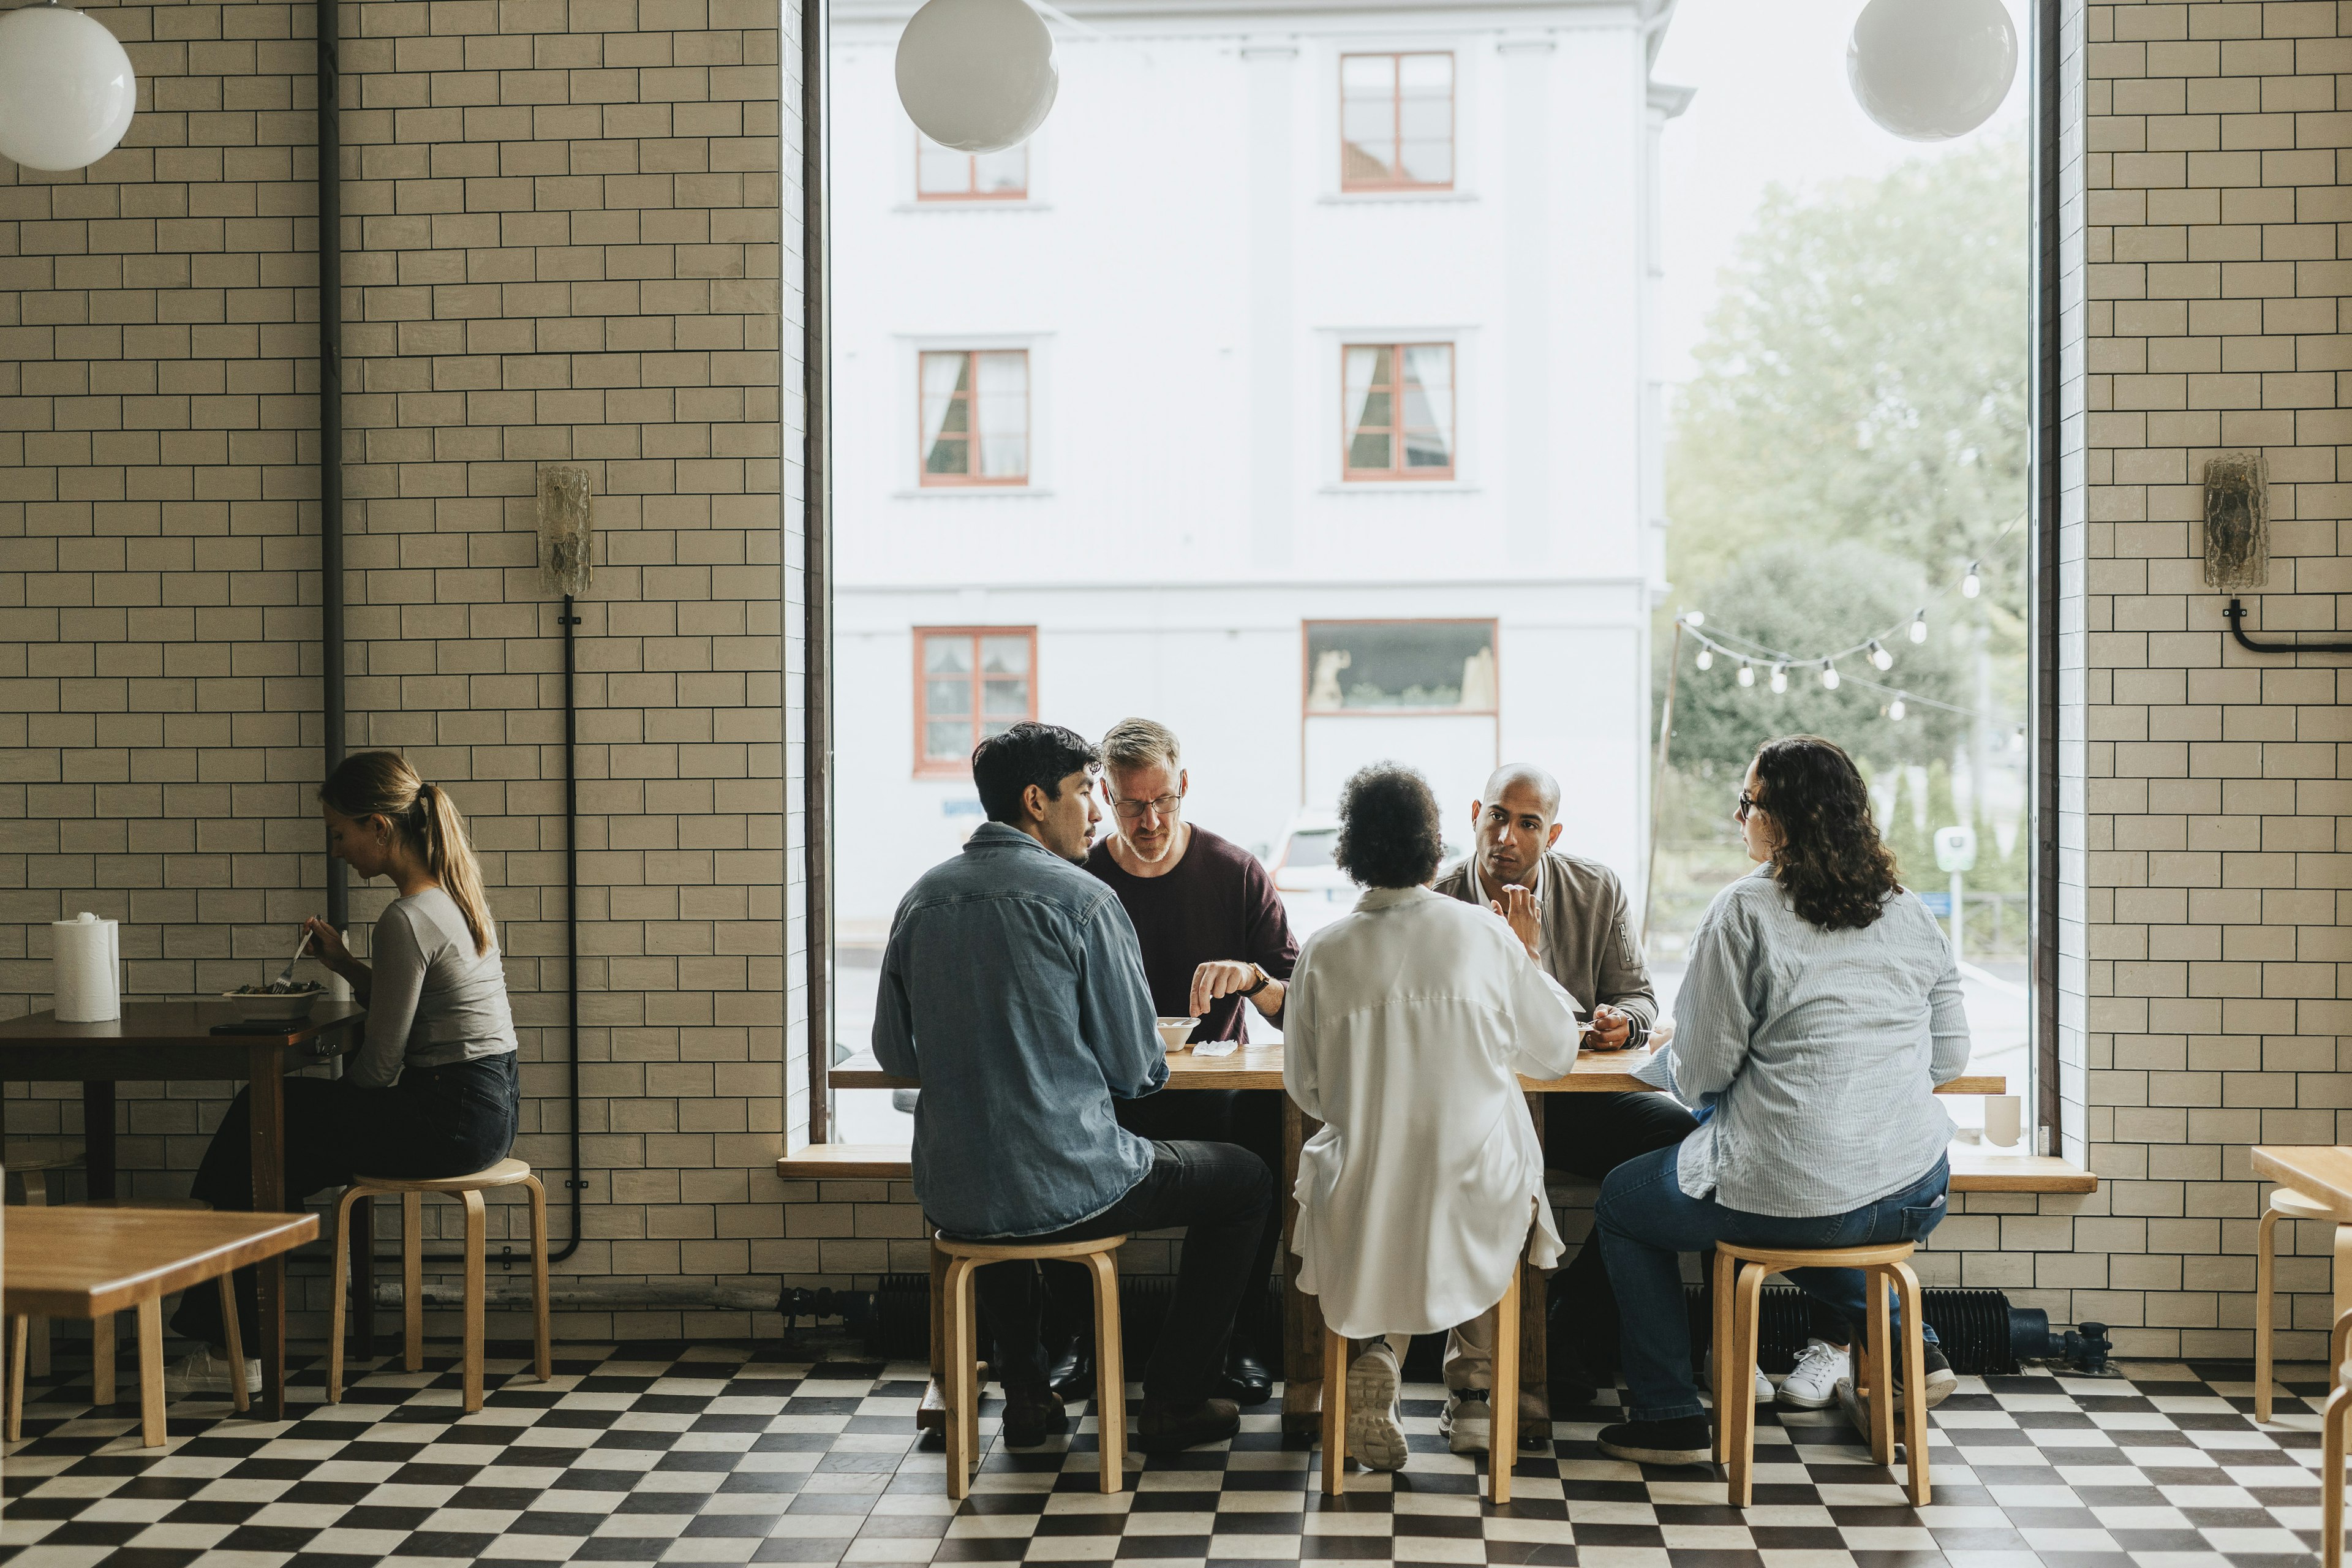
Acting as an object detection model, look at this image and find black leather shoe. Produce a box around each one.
[1137,1397,1241,1453]
[1001,1385,1068,1447]
[1224,1346,1273,1407]
[1048,1344,1093,1401]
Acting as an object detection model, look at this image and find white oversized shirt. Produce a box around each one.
[1283,884,1585,1340]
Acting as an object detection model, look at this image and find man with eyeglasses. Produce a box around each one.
[1430,762,1683,1452]
[1062,716,1297,1406]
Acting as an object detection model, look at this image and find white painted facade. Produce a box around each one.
[829,0,1684,937]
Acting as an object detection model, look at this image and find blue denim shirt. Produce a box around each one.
[873,821,1167,1238]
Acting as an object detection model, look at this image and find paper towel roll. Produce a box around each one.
[52,911,120,1023]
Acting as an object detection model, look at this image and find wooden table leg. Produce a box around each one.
[247,1047,287,1420]
[137,1298,165,1447]
[1521,1093,1547,1425]
[1281,1101,1327,1438]
[82,1082,115,1201]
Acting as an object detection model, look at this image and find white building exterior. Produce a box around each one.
[829,0,1686,938]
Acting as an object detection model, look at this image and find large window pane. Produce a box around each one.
[1303,622,1496,712]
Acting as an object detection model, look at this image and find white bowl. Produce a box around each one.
[221,986,324,1022]
[1156,1016,1200,1051]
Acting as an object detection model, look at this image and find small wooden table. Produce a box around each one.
[2254,1146,2352,1212]
[834,1044,2005,1436]
[0,1001,366,1419]
[6,1205,318,1444]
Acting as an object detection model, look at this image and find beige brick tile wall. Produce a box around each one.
[0,0,797,1338]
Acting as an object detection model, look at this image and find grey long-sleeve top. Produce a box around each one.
[1656,867,1969,1216]
[352,888,520,1089]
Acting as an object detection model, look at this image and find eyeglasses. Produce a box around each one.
[1736,793,1762,821]
[1109,792,1183,823]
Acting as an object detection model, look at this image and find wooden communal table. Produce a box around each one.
[2253,1145,2352,1210]
[833,1043,2005,1436]
[6,1206,318,1444]
[0,1001,366,1419]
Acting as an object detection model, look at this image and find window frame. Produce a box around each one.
[1299,617,1500,718]
[1339,342,1458,482]
[914,132,1028,202]
[1338,50,1457,194]
[916,348,1032,488]
[911,626,1039,778]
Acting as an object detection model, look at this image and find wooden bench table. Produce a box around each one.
[807,1044,2021,1438]
[5,1205,318,1446]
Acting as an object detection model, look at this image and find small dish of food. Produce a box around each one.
[222,981,325,1022]
[1156,1016,1200,1051]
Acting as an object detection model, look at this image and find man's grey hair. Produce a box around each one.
[1482,763,1562,822]
[1101,717,1182,775]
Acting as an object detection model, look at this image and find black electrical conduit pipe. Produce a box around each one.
[316,0,586,1280]
[2223,598,2352,655]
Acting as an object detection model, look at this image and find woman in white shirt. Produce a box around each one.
[167,751,522,1395]
[1285,764,1582,1472]
[1592,734,1968,1466]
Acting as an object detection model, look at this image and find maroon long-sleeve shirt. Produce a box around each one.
[1084,825,1300,1045]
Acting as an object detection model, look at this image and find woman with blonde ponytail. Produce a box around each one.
[167,750,522,1397]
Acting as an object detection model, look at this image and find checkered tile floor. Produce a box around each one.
[0,1344,2339,1568]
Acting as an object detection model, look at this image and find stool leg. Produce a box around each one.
[1086,1251,1124,1493]
[2334,1224,2352,1401]
[5,1315,26,1442]
[461,1189,487,1413]
[330,1186,362,1404]
[218,1276,249,1415]
[136,1298,164,1448]
[2258,1205,2282,1422]
[1728,1262,1765,1507]
[1320,1321,1348,1496]
[943,1257,977,1501]
[402,1190,424,1372]
[527,1175,552,1383]
[1711,1249,1735,1463]
[1891,1261,1929,1505]
[92,1314,115,1406]
[353,1191,375,1360]
[23,1172,47,1384]
[1865,1266,1896,1468]
[1490,1267,1520,1506]
[2328,1383,2350,1568]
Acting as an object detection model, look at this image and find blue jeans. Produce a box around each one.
[1595,1147,1950,1422]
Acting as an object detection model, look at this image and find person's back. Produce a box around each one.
[875,821,1161,1239]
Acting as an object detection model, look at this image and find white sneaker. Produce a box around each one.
[1441,1387,1492,1454]
[1777,1338,1851,1409]
[1343,1342,1409,1471]
[163,1347,260,1398]
[1703,1348,1773,1403]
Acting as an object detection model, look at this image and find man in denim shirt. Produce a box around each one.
[875,722,1273,1454]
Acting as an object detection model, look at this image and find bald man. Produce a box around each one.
[1431,763,1685,1446]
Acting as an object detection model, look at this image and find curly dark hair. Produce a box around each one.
[1751,735,1901,930]
[1333,763,1445,890]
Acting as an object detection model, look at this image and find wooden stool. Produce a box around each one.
[1714,1241,1928,1506]
[2321,1305,2352,1568]
[1319,1263,1523,1504]
[7,1139,88,1380]
[2256,1185,2351,1422]
[6,1198,239,1442]
[327,1158,550,1414]
[934,1231,1128,1500]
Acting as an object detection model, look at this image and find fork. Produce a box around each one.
[267,927,314,993]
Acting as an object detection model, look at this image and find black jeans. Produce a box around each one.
[1546,1090,1700,1370]
[171,1053,522,1351]
[970,1139,1272,1407]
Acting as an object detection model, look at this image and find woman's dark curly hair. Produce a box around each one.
[1333,763,1445,890]
[1751,734,1901,931]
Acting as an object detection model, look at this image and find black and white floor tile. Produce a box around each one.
[0,1345,2339,1568]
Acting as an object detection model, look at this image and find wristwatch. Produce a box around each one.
[1241,964,1272,998]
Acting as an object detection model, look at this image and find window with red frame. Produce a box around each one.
[1342,344,1455,480]
[919,349,1030,484]
[917,133,1028,200]
[915,628,1036,775]
[1340,52,1454,190]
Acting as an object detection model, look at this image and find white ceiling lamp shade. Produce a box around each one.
[1845,0,2017,143]
[0,1,137,172]
[895,0,1058,154]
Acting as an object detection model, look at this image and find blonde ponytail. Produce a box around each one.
[320,752,496,957]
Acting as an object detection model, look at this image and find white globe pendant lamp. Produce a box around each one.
[1846,0,2017,142]
[895,0,1058,155]
[0,0,138,172]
